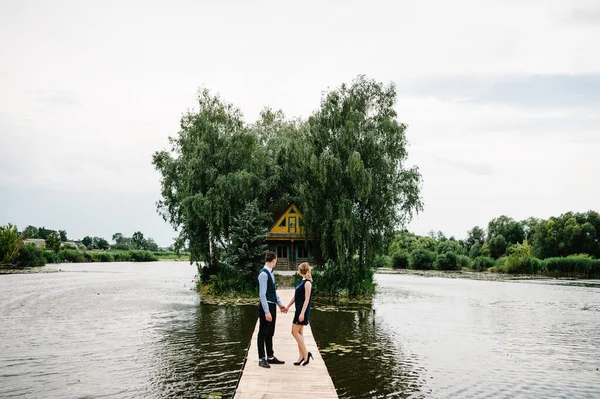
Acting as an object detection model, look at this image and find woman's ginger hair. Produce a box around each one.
[298,262,313,282]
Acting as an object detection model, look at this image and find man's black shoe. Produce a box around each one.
[267,356,285,365]
[258,358,271,368]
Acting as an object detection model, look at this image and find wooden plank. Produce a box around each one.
[234,289,338,399]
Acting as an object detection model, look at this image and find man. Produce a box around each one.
[257,251,287,368]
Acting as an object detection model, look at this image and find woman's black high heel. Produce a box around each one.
[293,358,304,366]
[302,352,314,366]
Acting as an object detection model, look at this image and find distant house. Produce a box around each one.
[266,203,320,270]
[23,239,46,248]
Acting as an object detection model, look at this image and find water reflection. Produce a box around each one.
[313,274,600,398]
[149,304,257,398]
[0,262,258,399]
[311,305,427,398]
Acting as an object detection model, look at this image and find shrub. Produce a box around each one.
[112,251,132,262]
[0,223,20,264]
[16,244,46,267]
[433,252,459,271]
[392,251,409,269]
[373,254,393,268]
[472,256,495,271]
[542,255,600,278]
[456,254,472,269]
[60,249,86,263]
[409,247,436,270]
[97,252,114,262]
[129,250,158,262]
[43,251,61,264]
[83,252,97,262]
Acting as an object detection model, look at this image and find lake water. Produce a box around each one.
[312,274,600,398]
[1,264,599,398]
[0,262,257,398]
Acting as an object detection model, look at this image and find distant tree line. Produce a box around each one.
[0,224,179,268]
[381,210,600,278]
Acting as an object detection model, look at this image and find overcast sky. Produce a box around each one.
[1,0,599,246]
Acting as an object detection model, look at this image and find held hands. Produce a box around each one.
[280,305,288,314]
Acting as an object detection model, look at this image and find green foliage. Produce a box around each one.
[391,251,409,269]
[59,230,68,242]
[132,231,146,250]
[205,275,257,296]
[456,254,472,269]
[145,238,159,252]
[82,236,92,248]
[222,201,270,285]
[153,77,422,297]
[498,240,535,274]
[433,252,458,271]
[469,242,482,258]
[96,238,110,250]
[409,247,436,270]
[153,88,273,281]
[487,216,525,245]
[488,235,507,259]
[301,76,422,282]
[129,250,158,262]
[542,255,600,278]
[45,231,61,252]
[0,223,20,264]
[309,259,375,297]
[466,226,485,248]
[373,254,393,268]
[22,225,39,239]
[16,244,46,267]
[532,211,600,259]
[472,256,495,271]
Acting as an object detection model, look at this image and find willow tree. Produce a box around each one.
[152,89,275,280]
[299,76,422,295]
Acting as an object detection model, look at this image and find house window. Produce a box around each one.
[297,244,309,260]
[279,218,286,227]
[277,245,288,259]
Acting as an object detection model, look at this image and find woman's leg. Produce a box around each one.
[291,324,304,362]
[297,325,308,361]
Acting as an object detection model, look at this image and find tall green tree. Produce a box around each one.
[45,231,61,252]
[488,234,508,259]
[59,230,68,242]
[82,236,93,249]
[223,201,271,283]
[466,226,485,249]
[96,238,110,250]
[300,76,422,294]
[153,89,275,280]
[23,226,39,239]
[0,224,21,264]
[132,232,146,250]
[487,216,525,245]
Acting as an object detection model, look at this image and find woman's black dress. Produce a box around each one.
[293,279,312,325]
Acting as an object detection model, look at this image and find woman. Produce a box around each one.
[286,262,314,366]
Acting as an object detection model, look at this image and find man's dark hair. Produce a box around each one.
[265,251,276,262]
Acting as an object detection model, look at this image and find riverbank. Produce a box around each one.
[0,266,60,275]
[376,267,578,281]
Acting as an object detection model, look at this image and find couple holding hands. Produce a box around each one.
[257,251,313,368]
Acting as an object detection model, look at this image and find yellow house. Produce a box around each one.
[266,203,317,270]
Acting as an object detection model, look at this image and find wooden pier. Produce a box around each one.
[234,289,338,399]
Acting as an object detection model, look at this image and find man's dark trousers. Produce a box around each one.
[257,302,277,359]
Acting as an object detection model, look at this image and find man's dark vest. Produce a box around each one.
[260,268,277,303]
